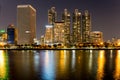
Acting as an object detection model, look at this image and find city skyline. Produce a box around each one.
[0,0,119,41]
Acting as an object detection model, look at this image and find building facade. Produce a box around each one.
[0,30,7,42]
[90,31,103,44]
[48,7,57,25]
[82,10,91,43]
[17,5,36,44]
[62,9,71,46]
[72,9,82,44]
[54,22,65,45]
[7,24,17,44]
[45,25,53,45]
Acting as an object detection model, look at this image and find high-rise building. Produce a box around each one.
[45,25,53,45]
[54,22,65,45]
[48,7,57,25]
[82,10,91,43]
[62,9,71,46]
[72,9,82,44]
[17,5,36,44]
[48,7,57,44]
[90,31,103,44]
[7,24,17,44]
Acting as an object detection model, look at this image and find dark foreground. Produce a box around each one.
[0,50,120,80]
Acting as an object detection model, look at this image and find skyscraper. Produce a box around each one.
[48,7,57,25]
[48,7,57,44]
[7,24,17,44]
[62,9,71,46]
[54,22,65,45]
[72,9,82,44]
[45,25,53,45]
[17,5,36,45]
[82,10,91,43]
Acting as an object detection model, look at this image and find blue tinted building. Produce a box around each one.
[7,25,16,44]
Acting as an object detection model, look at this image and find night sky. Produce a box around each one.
[0,0,119,41]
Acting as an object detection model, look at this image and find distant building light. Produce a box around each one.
[0,30,5,33]
[78,12,81,15]
[67,14,70,16]
[41,35,44,38]
[45,25,53,28]
[25,31,30,33]
[17,5,36,12]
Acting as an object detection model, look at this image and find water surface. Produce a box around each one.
[0,50,119,80]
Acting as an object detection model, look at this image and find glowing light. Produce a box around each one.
[72,50,75,54]
[17,5,36,12]
[90,50,92,53]
[110,50,113,58]
[0,50,8,79]
[42,50,55,79]
[59,50,67,73]
[0,30,5,33]
[118,42,120,46]
[99,50,104,58]
[72,50,76,69]
[25,31,30,33]
[44,50,49,65]
[117,39,120,46]
[88,53,93,71]
[97,50,105,80]
[45,25,53,28]
[114,50,120,79]
[0,50,4,64]
[0,42,5,46]
[100,42,103,45]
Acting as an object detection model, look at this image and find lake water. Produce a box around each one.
[0,50,120,80]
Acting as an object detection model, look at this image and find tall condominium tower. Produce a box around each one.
[48,7,57,25]
[82,10,91,43]
[45,25,53,45]
[72,9,82,44]
[54,22,65,44]
[17,5,36,44]
[62,9,71,46]
[48,7,57,44]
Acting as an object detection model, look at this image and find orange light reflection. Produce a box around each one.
[0,50,7,79]
[97,50,105,80]
[59,50,67,72]
[114,50,120,79]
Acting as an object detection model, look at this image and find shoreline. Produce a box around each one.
[0,47,120,50]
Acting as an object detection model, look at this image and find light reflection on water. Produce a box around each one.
[114,50,120,80]
[88,51,93,72]
[0,50,120,80]
[41,50,55,80]
[59,50,66,73]
[0,50,9,80]
[97,50,105,80]
[71,50,76,69]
